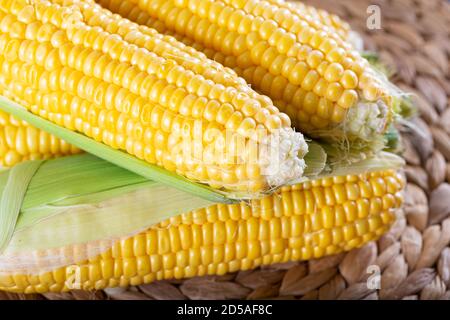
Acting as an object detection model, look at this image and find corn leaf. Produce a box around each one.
[8,185,212,253]
[321,151,404,177]
[303,142,327,176]
[0,154,214,254]
[0,160,43,253]
[21,153,151,211]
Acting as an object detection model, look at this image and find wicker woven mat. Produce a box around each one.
[1,0,450,300]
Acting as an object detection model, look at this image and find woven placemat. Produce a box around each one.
[1,0,450,300]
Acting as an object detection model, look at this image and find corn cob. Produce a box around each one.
[96,0,397,159]
[97,0,352,45]
[266,0,351,41]
[0,169,404,293]
[0,110,80,167]
[0,0,308,194]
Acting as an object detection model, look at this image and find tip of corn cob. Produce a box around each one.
[345,99,389,141]
[259,128,308,187]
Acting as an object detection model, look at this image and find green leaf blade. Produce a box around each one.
[0,160,43,253]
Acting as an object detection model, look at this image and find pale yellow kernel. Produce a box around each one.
[313,78,328,97]
[363,84,381,101]
[326,48,346,63]
[288,62,308,86]
[324,63,344,82]
[337,89,358,109]
[303,92,319,115]
[325,82,343,102]
[306,50,324,69]
[330,105,347,123]
[340,70,358,89]
[301,70,320,91]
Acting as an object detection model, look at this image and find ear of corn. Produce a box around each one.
[95,0,403,162]
[0,164,404,293]
[0,0,309,198]
[0,147,403,258]
[96,0,353,46]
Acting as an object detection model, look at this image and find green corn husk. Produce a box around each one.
[0,160,43,253]
[0,154,214,257]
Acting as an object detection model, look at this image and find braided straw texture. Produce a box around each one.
[1,0,450,300]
